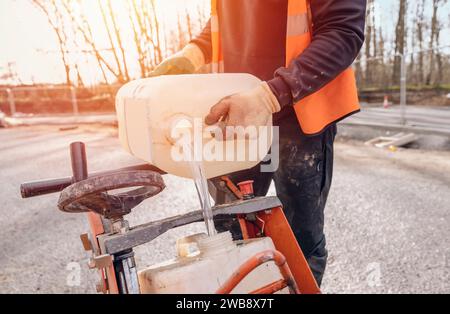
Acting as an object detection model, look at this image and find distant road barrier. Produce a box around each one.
[0,85,79,116]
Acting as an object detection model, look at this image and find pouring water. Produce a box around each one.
[183,142,217,237]
[190,161,217,237]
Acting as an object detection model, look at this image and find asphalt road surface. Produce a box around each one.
[346,105,450,135]
[0,125,449,294]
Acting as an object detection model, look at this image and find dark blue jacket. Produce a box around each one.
[191,0,366,108]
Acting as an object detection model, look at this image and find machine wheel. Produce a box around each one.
[58,170,165,218]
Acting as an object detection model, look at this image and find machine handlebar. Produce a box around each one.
[20,163,166,199]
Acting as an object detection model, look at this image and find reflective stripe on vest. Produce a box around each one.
[210,1,223,73]
[210,0,360,135]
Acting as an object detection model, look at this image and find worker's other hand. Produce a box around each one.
[149,43,205,77]
[205,82,281,140]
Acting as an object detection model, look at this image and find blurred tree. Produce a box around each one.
[364,0,374,86]
[32,0,72,85]
[106,0,130,81]
[393,0,407,84]
[31,0,210,85]
[426,0,448,85]
[98,0,125,83]
[415,0,426,85]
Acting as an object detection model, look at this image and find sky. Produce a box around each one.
[0,0,449,85]
[0,0,207,85]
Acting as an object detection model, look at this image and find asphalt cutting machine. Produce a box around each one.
[20,142,320,294]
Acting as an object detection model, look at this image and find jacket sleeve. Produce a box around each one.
[268,0,367,107]
[190,19,213,64]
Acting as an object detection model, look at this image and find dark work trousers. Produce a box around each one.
[212,107,336,286]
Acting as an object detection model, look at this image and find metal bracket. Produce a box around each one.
[99,196,282,255]
[89,254,114,270]
[80,233,93,251]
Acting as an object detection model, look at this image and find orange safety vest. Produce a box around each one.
[210,0,360,135]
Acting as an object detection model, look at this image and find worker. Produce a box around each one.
[150,0,367,286]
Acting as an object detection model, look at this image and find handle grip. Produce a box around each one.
[20,164,166,199]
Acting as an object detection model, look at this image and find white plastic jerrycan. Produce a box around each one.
[116,74,273,179]
[138,232,288,294]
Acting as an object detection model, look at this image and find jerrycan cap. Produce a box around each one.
[198,231,235,257]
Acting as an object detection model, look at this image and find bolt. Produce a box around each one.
[111,218,129,234]
[88,258,96,269]
[96,282,107,294]
[246,213,257,222]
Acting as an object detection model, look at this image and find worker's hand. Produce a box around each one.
[149,43,205,77]
[205,82,281,140]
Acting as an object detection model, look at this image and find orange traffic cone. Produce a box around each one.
[383,95,389,109]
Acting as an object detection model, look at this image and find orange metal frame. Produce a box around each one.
[87,212,119,294]
[234,207,321,294]
[87,175,320,295]
[230,177,321,294]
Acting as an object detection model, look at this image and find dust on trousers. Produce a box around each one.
[213,106,336,286]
